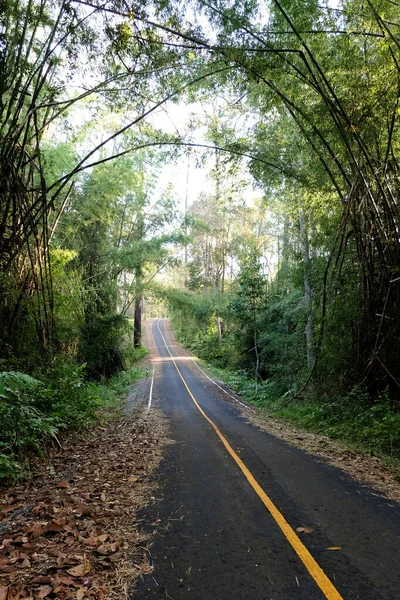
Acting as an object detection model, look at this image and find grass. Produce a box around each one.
[96,363,146,416]
[275,397,400,462]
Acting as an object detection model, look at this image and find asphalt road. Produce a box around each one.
[134,319,400,600]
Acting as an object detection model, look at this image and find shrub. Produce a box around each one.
[79,314,131,379]
[0,372,61,469]
[0,365,99,479]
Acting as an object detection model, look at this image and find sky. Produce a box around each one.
[148,100,259,214]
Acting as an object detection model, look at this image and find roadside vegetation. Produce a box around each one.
[168,255,400,462]
[0,352,146,479]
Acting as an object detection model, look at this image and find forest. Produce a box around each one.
[1,0,400,478]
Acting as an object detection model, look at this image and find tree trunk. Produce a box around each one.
[298,202,314,368]
[278,214,290,294]
[134,294,142,348]
[254,317,260,386]
[216,315,222,344]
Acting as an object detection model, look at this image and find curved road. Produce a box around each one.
[134,319,400,600]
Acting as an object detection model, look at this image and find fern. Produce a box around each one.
[0,371,41,398]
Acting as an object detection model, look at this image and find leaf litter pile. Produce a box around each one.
[0,402,169,600]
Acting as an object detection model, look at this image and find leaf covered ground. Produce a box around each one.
[0,392,170,600]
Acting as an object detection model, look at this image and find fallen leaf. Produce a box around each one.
[0,506,19,514]
[26,523,46,539]
[32,577,52,585]
[327,546,342,551]
[0,587,8,600]
[74,505,91,518]
[67,562,91,577]
[44,520,66,533]
[0,566,14,573]
[13,536,28,544]
[77,588,87,600]
[56,481,71,488]
[84,537,98,547]
[32,505,43,516]
[296,526,313,534]
[53,586,63,594]
[95,543,117,555]
[55,576,76,587]
[37,585,53,598]
[31,553,49,563]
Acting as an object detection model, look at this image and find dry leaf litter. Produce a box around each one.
[0,327,170,600]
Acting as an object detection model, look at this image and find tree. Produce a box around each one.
[0,0,229,365]
[231,250,267,382]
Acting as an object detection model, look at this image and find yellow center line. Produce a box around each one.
[156,319,344,600]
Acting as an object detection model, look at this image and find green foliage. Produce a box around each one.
[258,290,307,394]
[276,390,400,460]
[0,365,96,479]
[96,364,146,410]
[79,315,132,379]
[0,352,146,479]
[231,252,266,322]
[0,372,58,460]
[51,248,84,353]
[123,345,148,367]
[37,360,100,429]
[166,287,234,365]
[230,251,267,376]
[0,453,20,479]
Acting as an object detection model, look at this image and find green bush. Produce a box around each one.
[38,359,100,429]
[79,314,131,379]
[276,388,400,459]
[0,345,147,480]
[0,451,20,479]
[123,345,148,367]
[0,365,99,479]
[0,371,61,476]
[96,364,146,409]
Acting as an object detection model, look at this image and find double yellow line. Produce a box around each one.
[156,320,343,600]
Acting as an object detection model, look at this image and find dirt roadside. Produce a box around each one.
[0,323,170,600]
[161,318,400,505]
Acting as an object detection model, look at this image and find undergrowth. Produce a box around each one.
[96,362,146,415]
[275,393,400,461]
[0,350,146,480]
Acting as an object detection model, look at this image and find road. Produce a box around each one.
[134,319,400,600]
